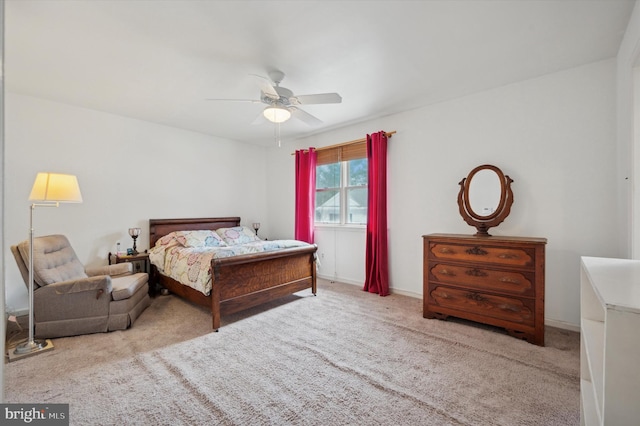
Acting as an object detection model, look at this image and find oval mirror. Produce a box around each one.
[457,164,513,236]
[467,169,502,219]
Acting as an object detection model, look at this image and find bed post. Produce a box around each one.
[312,251,317,295]
[211,280,221,332]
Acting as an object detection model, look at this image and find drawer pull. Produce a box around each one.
[433,290,450,299]
[498,303,521,313]
[466,293,485,302]
[498,253,519,260]
[438,268,455,276]
[465,268,488,277]
[466,246,488,256]
[499,277,521,285]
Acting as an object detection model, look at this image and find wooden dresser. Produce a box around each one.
[423,233,547,346]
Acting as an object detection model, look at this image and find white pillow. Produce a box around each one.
[215,226,261,245]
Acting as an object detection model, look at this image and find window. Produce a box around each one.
[315,142,368,225]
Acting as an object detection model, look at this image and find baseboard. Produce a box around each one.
[317,275,421,299]
[388,288,422,299]
[317,275,362,287]
[318,275,581,332]
[545,318,580,332]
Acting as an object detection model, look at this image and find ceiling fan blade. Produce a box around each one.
[205,98,262,103]
[290,93,342,105]
[290,107,322,126]
[251,111,268,125]
[250,74,279,100]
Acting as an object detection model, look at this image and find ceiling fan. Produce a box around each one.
[207,70,342,125]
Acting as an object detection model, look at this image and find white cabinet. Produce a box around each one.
[580,257,640,425]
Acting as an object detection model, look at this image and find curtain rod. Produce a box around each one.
[290,131,396,155]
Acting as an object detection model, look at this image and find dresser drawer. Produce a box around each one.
[428,263,534,297]
[429,242,534,268]
[428,285,535,327]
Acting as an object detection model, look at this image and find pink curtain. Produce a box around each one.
[295,148,317,243]
[363,131,389,296]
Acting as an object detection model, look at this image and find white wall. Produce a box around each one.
[268,59,619,329]
[4,93,269,312]
[618,1,640,258]
[314,226,366,285]
[1,0,5,402]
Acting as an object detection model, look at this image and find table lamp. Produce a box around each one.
[128,227,141,255]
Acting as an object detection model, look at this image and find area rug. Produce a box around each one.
[4,279,580,425]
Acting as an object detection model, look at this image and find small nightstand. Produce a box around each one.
[108,251,150,274]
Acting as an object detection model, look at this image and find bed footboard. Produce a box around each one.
[211,245,317,330]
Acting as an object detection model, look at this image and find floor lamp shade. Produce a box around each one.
[11,172,83,361]
[29,172,83,203]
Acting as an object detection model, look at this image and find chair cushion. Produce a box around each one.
[18,235,87,287]
[111,273,148,301]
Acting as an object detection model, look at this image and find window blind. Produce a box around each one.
[293,131,395,164]
[316,141,366,165]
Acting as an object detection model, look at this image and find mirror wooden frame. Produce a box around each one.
[457,164,514,236]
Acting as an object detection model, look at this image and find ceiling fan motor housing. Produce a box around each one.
[268,70,286,85]
[262,86,294,106]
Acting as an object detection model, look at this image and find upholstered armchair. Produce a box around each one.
[11,234,151,338]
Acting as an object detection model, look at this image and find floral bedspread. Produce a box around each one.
[148,228,310,295]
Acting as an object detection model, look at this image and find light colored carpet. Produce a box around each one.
[4,279,580,425]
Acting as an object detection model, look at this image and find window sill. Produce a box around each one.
[314,223,366,231]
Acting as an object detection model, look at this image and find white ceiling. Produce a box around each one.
[5,0,635,146]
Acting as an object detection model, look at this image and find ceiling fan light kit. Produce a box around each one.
[207,70,342,130]
[263,106,291,123]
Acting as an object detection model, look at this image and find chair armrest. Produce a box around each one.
[34,276,112,322]
[86,263,132,277]
[37,275,113,295]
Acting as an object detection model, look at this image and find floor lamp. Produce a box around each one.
[12,172,83,360]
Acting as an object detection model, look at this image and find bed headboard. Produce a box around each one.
[149,217,241,248]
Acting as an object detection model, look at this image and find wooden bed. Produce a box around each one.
[149,217,317,331]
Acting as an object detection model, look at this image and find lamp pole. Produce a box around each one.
[13,202,57,355]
